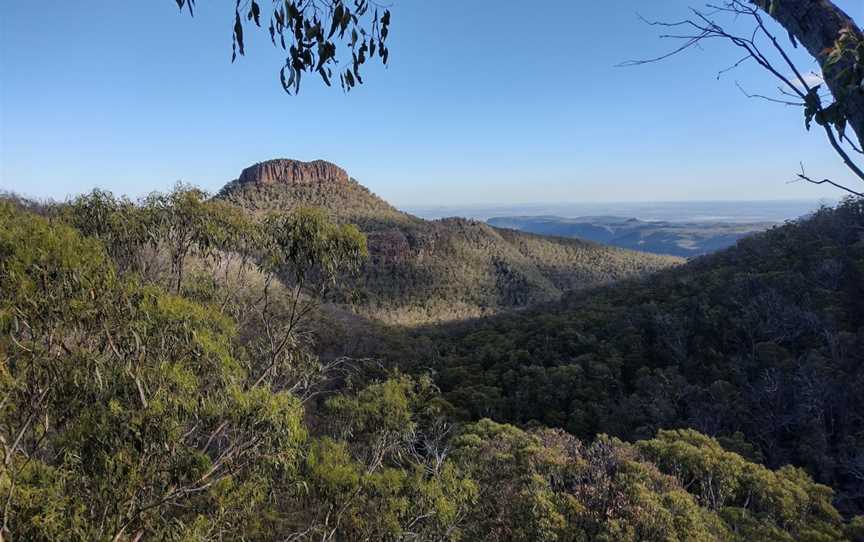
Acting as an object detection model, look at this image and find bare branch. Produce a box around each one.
[792,163,864,198]
[623,0,864,196]
[736,81,803,106]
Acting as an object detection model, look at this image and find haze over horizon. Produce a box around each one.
[405,197,840,223]
[2,1,862,205]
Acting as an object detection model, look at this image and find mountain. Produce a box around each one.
[404,199,864,516]
[487,215,776,257]
[218,159,410,226]
[218,159,683,324]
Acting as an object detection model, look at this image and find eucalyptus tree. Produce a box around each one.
[0,203,307,541]
[248,208,367,399]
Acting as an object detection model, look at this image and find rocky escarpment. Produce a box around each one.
[218,158,408,223]
[238,159,351,186]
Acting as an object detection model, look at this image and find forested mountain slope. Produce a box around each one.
[218,159,682,324]
[2,194,862,541]
[407,199,864,516]
[487,215,774,257]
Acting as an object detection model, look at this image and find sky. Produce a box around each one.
[1,1,862,207]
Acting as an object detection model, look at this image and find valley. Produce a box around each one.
[486,215,775,257]
[403,199,864,517]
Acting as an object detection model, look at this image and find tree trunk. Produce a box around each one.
[753,0,864,146]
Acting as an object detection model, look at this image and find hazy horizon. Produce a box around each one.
[1,175,837,225]
[406,197,839,224]
[1,177,837,225]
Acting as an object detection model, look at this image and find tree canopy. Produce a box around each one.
[3,191,862,540]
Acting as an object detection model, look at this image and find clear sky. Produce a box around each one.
[1,1,862,206]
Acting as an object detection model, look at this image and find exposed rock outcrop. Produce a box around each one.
[238,159,350,185]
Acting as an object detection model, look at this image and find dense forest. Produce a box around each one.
[3,188,863,541]
[400,199,864,519]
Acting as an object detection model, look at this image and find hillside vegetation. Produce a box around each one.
[487,215,775,257]
[406,198,864,518]
[218,159,682,324]
[2,193,862,541]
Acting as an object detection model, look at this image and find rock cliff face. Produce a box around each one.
[238,159,350,186]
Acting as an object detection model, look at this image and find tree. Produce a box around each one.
[625,0,864,197]
[245,208,367,398]
[145,185,227,293]
[66,189,155,276]
[0,202,308,541]
[175,0,392,93]
[5,193,861,539]
[757,0,864,143]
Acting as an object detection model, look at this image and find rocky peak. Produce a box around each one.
[237,159,350,185]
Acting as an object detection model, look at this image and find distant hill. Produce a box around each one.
[487,215,776,257]
[218,159,682,324]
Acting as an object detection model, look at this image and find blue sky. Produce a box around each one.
[1,1,861,205]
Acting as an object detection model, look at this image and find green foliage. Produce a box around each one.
[275,375,477,540]
[145,184,231,292]
[638,429,844,540]
[846,516,864,541]
[65,188,152,273]
[261,207,367,286]
[0,202,308,540]
[176,0,391,94]
[0,197,466,540]
[1,193,859,540]
[410,198,864,516]
[448,421,855,541]
[67,184,268,293]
